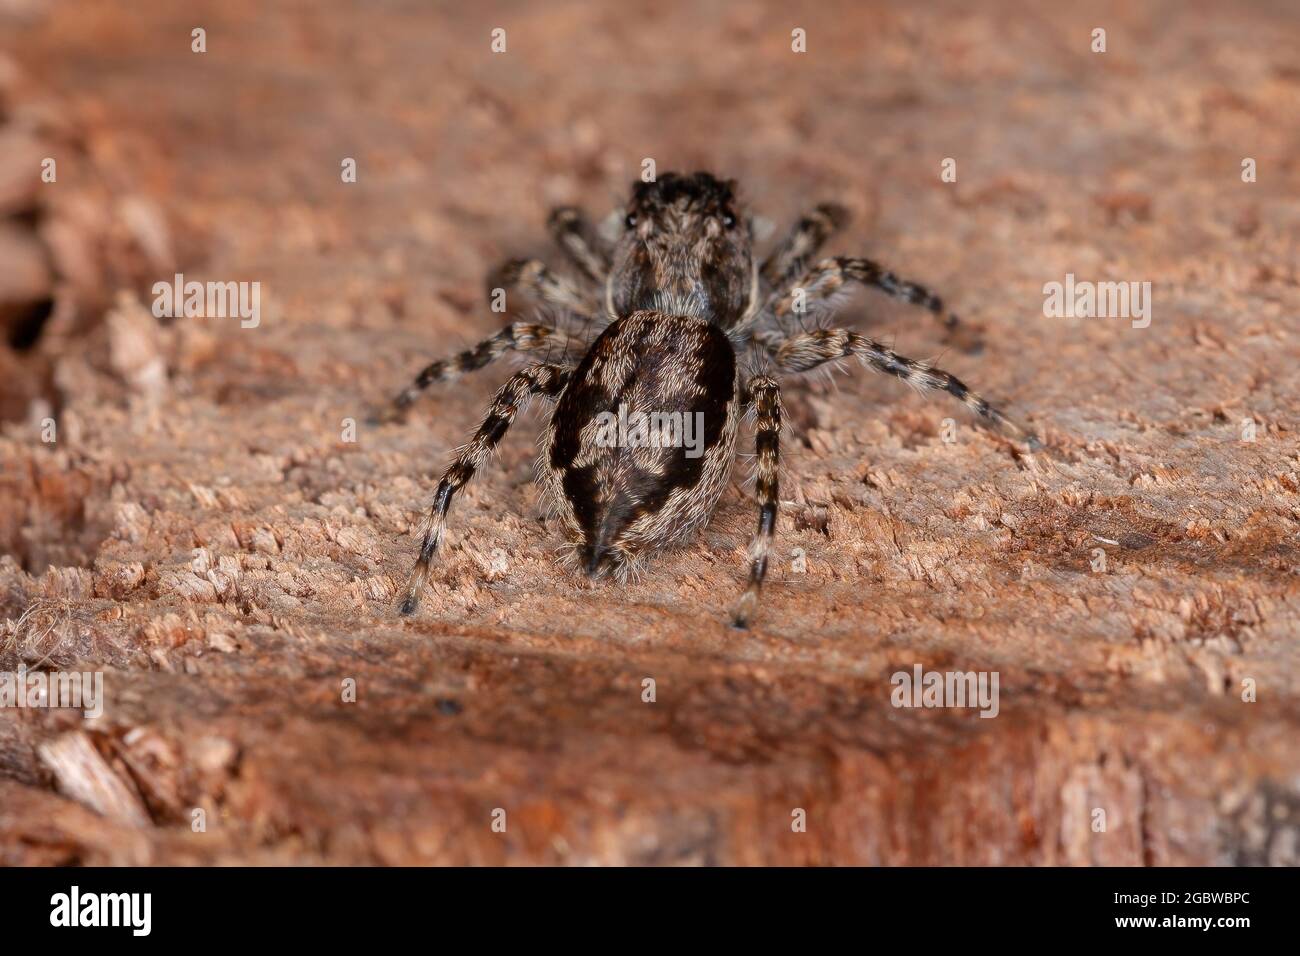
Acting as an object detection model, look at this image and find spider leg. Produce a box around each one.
[772,327,1040,449]
[487,257,601,318]
[398,362,572,615]
[732,374,783,629]
[377,321,574,421]
[547,206,610,284]
[773,255,973,345]
[760,203,849,298]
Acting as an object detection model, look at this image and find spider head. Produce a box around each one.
[609,171,755,328]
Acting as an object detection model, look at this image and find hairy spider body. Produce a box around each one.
[541,310,739,577]
[389,171,1037,627]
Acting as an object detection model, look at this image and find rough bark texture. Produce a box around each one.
[1,0,1297,865]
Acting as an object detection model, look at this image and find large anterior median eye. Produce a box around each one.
[625,213,637,228]
[721,213,736,228]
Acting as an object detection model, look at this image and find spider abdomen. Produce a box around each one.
[540,310,740,576]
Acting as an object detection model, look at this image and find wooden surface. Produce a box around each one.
[1,0,1297,864]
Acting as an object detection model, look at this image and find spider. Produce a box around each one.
[385,171,1038,628]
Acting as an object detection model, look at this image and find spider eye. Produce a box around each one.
[722,213,736,229]
[625,213,637,229]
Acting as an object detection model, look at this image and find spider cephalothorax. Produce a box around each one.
[608,172,755,329]
[384,171,1038,627]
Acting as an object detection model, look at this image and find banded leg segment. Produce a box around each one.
[398,363,572,615]
[488,257,599,318]
[773,328,1039,448]
[761,203,849,295]
[383,322,571,417]
[774,256,962,337]
[733,375,783,629]
[547,207,609,284]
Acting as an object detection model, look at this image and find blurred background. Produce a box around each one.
[0,0,1296,864]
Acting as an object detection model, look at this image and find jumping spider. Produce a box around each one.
[385,172,1037,628]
